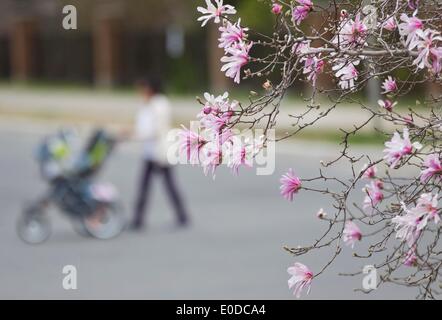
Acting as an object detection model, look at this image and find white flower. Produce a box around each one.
[332,60,360,90]
[197,0,237,27]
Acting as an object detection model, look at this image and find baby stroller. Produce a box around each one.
[17,129,126,244]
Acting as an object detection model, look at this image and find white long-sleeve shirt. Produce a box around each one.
[135,94,172,164]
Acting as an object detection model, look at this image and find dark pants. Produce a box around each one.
[133,160,188,227]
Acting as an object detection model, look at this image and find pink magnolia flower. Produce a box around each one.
[200,141,223,178]
[221,42,252,84]
[227,141,254,175]
[178,126,207,164]
[292,40,311,55]
[413,28,442,72]
[287,262,313,298]
[333,14,367,48]
[343,221,362,248]
[383,17,397,31]
[361,164,377,179]
[393,193,439,245]
[363,180,384,212]
[303,56,325,87]
[398,14,424,50]
[292,0,313,25]
[200,113,230,132]
[197,0,237,27]
[392,209,421,246]
[383,128,422,168]
[198,93,237,132]
[410,193,440,229]
[403,246,417,267]
[272,3,283,15]
[206,91,229,104]
[381,76,398,94]
[402,114,414,125]
[408,0,419,10]
[200,92,229,115]
[333,60,359,90]
[345,13,368,45]
[378,99,397,112]
[420,154,442,183]
[280,169,302,201]
[218,19,248,50]
[293,40,325,86]
[428,47,442,74]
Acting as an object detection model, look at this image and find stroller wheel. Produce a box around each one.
[17,209,51,244]
[82,204,125,240]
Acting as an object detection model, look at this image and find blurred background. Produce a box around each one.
[0,0,437,299]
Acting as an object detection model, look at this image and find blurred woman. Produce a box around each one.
[128,77,189,230]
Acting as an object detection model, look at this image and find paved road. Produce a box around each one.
[0,119,414,299]
[0,86,398,132]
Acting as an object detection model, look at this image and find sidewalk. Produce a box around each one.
[0,85,388,132]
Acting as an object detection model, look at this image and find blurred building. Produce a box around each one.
[0,0,224,91]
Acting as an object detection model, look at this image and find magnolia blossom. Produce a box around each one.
[398,14,424,50]
[343,221,362,248]
[428,47,442,74]
[199,92,230,116]
[197,0,237,27]
[272,3,283,15]
[342,13,367,46]
[200,113,230,133]
[412,28,442,73]
[292,40,311,55]
[221,42,252,84]
[408,0,420,11]
[303,56,325,87]
[178,126,208,164]
[378,99,397,112]
[402,114,414,125]
[363,180,384,212]
[226,137,258,175]
[403,246,417,267]
[393,193,440,246]
[420,154,442,183]
[383,127,422,168]
[333,14,367,48]
[198,93,237,132]
[218,19,248,50]
[361,164,377,179]
[392,210,421,246]
[293,41,325,86]
[409,193,440,229]
[287,262,313,298]
[292,0,313,25]
[200,141,223,178]
[333,60,359,90]
[280,169,302,201]
[383,17,397,31]
[381,76,398,94]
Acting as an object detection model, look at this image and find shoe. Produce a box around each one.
[177,216,190,228]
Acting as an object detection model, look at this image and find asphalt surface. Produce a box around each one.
[0,119,415,299]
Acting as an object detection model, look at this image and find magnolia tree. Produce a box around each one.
[179,0,442,299]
